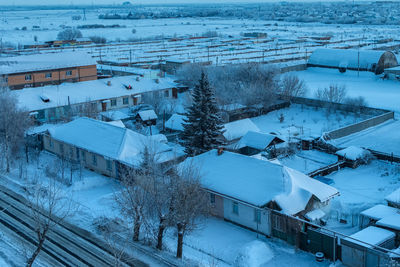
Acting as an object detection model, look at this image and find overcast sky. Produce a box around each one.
[0,0,363,6]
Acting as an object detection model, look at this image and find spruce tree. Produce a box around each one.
[181,72,224,156]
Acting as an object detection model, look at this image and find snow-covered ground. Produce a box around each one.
[0,151,333,266]
[250,104,370,141]
[325,160,400,232]
[329,119,400,157]
[164,218,334,267]
[296,68,400,113]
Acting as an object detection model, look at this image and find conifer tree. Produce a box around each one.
[181,72,224,156]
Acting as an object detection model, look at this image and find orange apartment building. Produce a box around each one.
[0,52,97,89]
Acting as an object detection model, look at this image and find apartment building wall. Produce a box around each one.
[4,65,97,89]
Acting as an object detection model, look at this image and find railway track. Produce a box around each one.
[0,184,179,267]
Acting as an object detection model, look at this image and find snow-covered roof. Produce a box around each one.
[138,109,157,121]
[308,48,396,70]
[223,118,260,141]
[236,131,284,150]
[346,226,395,249]
[376,213,400,231]
[181,150,339,212]
[48,117,174,167]
[0,52,97,75]
[101,108,132,121]
[165,114,186,131]
[305,209,325,221]
[386,188,400,205]
[12,75,177,112]
[336,146,370,161]
[106,120,126,128]
[360,204,399,221]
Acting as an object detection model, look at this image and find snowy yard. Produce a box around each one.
[164,218,335,267]
[329,119,400,157]
[324,160,400,233]
[250,104,370,141]
[0,151,334,266]
[296,68,400,113]
[276,150,338,174]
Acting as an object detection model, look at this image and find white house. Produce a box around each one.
[180,150,339,236]
[14,75,179,123]
[43,117,183,178]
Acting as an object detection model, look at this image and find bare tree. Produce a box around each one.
[175,63,205,88]
[171,163,210,259]
[25,176,74,267]
[344,96,368,115]
[77,100,99,119]
[141,154,175,251]
[279,73,308,101]
[315,84,347,103]
[57,28,82,40]
[0,89,32,172]
[115,165,150,242]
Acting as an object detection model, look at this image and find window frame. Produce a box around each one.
[106,160,112,171]
[210,193,215,204]
[232,201,239,215]
[110,99,117,107]
[25,74,32,81]
[92,154,97,166]
[254,209,261,224]
[123,97,129,105]
[66,70,72,76]
[45,72,52,79]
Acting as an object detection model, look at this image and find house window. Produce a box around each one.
[254,209,261,223]
[35,110,44,120]
[66,70,72,76]
[106,160,112,171]
[210,193,215,204]
[272,214,286,233]
[25,74,32,81]
[111,99,117,107]
[45,72,52,78]
[123,97,129,105]
[59,143,64,154]
[164,90,169,97]
[92,154,97,166]
[232,201,239,215]
[81,150,86,162]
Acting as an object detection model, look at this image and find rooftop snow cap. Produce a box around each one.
[180,150,339,214]
[0,52,97,75]
[308,48,398,74]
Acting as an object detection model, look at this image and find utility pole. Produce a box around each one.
[357,40,360,77]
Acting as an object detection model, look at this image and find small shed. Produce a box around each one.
[342,226,396,267]
[385,188,400,209]
[223,118,260,142]
[136,109,157,126]
[384,66,400,80]
[359,204,399,228]
[165,114,186,132]
[336,146,371,168]
[236,131,285,156]
[376,213,400,233]
[308,48,398,74]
